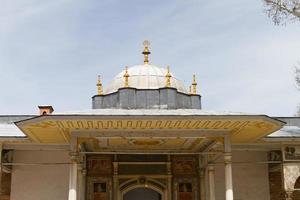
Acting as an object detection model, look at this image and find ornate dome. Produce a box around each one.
[93,41,201,110]
[104,64,188,94]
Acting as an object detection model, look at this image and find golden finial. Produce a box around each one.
[142,40,151,64]
[123,66,129,87]
[165,66,172,87]
[96,75,103,95]
[192,74,197,94]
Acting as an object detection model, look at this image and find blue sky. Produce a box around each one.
[0,0,299,116]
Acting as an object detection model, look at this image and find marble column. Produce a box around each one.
[167,161,172,200]
[113,161,119,200]
[78,155,86,200]
[81,168,87,200]
[200,169,206,200]
[224,136,233,200]
[208,165,215,200]
[68,137,79,200]
[68,151,79,200]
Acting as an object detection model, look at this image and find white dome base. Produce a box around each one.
[105,64,188,94]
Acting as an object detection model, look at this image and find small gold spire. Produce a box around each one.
[165,66,172,87]
[192,74,197,94]
[123,66,129,87]
[96,75,103,95]
[142,40,151,64]
[189,86,192,94]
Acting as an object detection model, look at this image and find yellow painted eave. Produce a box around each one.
[15,115,284,144]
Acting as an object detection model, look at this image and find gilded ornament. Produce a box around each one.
[165,66,172,87]
[192,74,197,94]
[142,40,151,64]
[123,66,130,87]
[96,75,103,95]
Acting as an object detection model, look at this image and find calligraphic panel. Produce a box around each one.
[87,156,113,176]
[172,156,197,176]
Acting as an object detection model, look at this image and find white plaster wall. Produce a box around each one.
[11,150,70,200]
[206,151,270,200]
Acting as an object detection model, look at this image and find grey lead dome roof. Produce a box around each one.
[104,64,188,94]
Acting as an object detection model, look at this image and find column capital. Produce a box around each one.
[208,164,215,171]
[167,161,172,175]
[285,191,293,200]
[113,162,118,175]
[199,168,206,177]
[77,163,87,175]
[77,163,83,170]
[69,151,80,163]
[224,153,232,164]
[81,169,87,176]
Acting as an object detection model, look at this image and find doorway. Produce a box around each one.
[123,188,161,200]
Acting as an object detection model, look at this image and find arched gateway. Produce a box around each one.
[123,188,161,200]
[121,178,165,200]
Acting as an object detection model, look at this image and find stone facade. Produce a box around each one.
[10,150,70,200]
[5,150,284,200]
[212,151,271,200]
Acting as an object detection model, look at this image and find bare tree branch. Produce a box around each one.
[295,62,300,90]
[264,0,300,24]
[294,62,300,116]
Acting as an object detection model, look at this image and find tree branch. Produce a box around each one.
[264,0,300,24]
